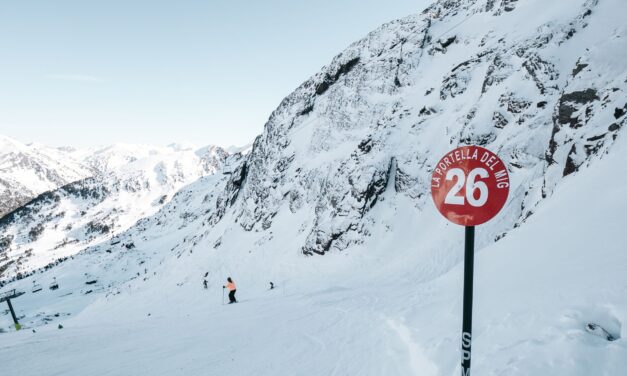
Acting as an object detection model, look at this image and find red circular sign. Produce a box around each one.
[431,146,509,226]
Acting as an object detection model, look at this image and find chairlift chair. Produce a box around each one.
[32,281,43,293]
[49,277,59,291]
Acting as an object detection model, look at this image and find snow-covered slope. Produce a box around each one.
[0,0,626,374]
[1,101,625,376]
[0,136,92,218]
[0,143,232,279]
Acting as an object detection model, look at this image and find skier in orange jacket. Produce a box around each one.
[223,277,237,304]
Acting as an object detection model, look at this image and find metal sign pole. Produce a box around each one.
[461,226,475,376]
[431,146,509,376]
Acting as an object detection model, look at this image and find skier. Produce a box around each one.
[203,279,208,289]
[223,277,237,304]
[269,281,274,290]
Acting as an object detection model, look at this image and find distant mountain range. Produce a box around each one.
[0,136,248,277]
[0,135,92,218]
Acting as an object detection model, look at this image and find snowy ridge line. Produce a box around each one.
[0,176,101,227]
[0,135,94,218]
[0,142,240,279]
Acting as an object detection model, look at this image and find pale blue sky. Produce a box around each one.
[0,0,424,148]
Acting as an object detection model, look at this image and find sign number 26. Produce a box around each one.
[444,168,489,207]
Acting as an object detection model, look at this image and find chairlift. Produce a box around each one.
[32,281,43,293]
[49,277,59,291]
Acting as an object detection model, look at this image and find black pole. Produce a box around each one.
[6,299,19,326]
[461,226,475,376]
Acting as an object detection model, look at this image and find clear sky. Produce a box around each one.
[0,0,425,148]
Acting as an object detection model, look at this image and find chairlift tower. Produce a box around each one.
[0,289,25,330]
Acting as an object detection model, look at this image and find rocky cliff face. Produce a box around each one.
[210,0,626,255]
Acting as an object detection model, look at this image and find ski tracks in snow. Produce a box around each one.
[386,318,439,376]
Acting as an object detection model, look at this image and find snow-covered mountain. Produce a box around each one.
[0,136,93,218]
[0,143,233,279]
[1,0,626,375]
[209,0,626,257]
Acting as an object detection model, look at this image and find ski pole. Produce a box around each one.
[222,287,225,305]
